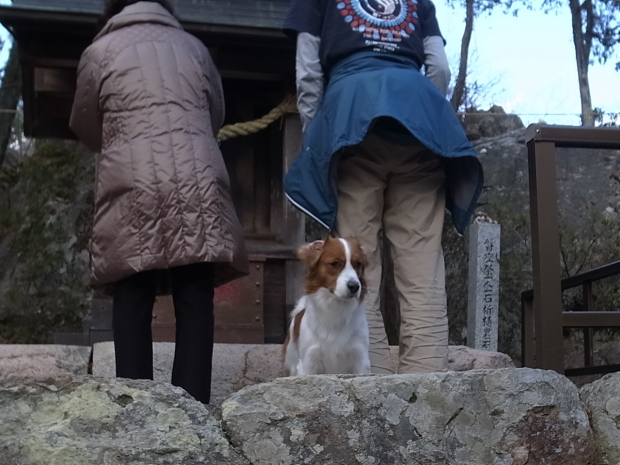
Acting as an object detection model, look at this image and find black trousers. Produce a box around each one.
[112,262,215,404]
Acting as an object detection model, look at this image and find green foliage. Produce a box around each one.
[443,220,470,346]
[560,209,620,313]
[0,202,11,242]
[593,107,619,127]
[442,163,620,362]
[443,195,534,357]
[485,199,533,359]
[0,140,94,343]
[460,201,620,361]
[536,0,620,65]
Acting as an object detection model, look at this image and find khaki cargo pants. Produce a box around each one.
[335,132,448,374]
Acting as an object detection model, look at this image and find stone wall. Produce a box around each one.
[5,368,620,464]
[4,343,620,464]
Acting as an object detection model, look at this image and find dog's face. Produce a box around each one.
[298,237,367,299]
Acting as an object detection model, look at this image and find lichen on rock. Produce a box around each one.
[222,368,595,464]
[0,376,248,465]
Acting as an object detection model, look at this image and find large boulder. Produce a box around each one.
[0,142,94,344]
[581,372,620,464]
[1,368,604,464]
[461,105,525,140]
[446,345,514,371]
[0,376,248,465]
[222,368,594,464]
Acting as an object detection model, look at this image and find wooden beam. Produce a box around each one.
[34,67,76,93]
[35,93,74,119]
[526,124,620,150]
[527,139,564,373]
[24,57,80,69]
[219,70,284,82]
[563,311,620,327]
[282,114,304,322]
[21,62,34,137]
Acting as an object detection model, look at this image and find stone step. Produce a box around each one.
[0,344,91,378]
[0,342,514,405]
[93,342,515,405]
[53,296,114,346]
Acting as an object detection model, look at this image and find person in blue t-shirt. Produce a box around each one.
[283,0,484,374]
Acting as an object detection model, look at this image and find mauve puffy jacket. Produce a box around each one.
[70,1,248,289]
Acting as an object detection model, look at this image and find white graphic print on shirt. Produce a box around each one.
[335,0,420,53]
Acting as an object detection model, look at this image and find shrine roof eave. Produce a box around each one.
[0,6,288,43]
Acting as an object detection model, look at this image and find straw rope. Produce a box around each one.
[217,95,298,142]
[0,97,299,180]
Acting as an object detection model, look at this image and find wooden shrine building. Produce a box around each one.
[0,0,305,345]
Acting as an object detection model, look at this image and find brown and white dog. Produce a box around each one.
[283,236,371,375]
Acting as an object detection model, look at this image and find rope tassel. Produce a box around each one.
[216,95,298,142]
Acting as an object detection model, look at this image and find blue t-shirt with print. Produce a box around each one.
[283,0,444,74]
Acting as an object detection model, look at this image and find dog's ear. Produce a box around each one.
[349,237,368,269]
[297,240,324,267]
[360,243,368,269]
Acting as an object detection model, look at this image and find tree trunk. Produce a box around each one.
[569,0,594,126]
[450,0,475,112]
[0,43,21,169]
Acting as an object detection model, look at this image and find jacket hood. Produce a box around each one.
[95,1,182,41]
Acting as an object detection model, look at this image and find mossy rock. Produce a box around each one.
[0,140,94,343]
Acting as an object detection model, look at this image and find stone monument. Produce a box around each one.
[467,216,501,351]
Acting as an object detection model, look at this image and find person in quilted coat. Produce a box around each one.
[70,0,248,404]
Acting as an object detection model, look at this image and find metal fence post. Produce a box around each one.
[527,138,564,373]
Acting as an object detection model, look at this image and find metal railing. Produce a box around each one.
[521,124,620,375]
[522,261,620,376]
